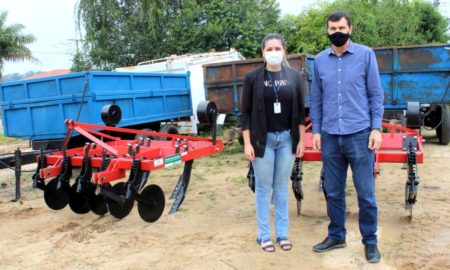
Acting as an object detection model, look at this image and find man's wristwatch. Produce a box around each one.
[371,128,381,132]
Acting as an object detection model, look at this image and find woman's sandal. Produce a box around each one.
[278,239,292,251]
[260,241,275,252]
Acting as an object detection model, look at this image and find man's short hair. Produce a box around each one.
[327,11,352,28]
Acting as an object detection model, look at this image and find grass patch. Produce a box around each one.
[230,175,247,185]
[315,219,324,225]
[192,173,207,183]
[222,143,243,155]
[0,131,25,144]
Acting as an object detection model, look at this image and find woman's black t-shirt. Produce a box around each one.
[263,70,292,132]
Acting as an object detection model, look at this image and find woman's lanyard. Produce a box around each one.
[267,70,282,114]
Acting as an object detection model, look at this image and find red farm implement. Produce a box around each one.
[248,119,423,221]
[31,101,222,222]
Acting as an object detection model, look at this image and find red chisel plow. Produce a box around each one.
[32,101,222,222]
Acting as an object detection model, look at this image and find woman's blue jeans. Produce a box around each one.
[252,130,295,243]
[321,128,378,244]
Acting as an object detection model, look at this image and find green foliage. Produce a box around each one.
[76,0,280,70]
[0,11,36,78]
[70,50,92,72]
[279,0,449,55]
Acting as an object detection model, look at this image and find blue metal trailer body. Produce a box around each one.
[374,44,450,110]
[204,43,449,143]
[0,71,192,141]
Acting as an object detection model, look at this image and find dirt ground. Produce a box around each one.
[0,131,449,270]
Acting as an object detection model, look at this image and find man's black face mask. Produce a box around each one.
[328,32,350,47]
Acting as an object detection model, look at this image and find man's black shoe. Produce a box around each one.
[365,244,381,263]
[313,237,346,252]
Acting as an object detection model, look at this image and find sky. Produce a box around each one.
[1,0,449,75]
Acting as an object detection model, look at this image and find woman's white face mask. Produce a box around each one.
[264,51,284,66]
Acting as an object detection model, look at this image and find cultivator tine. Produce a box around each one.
[246,162,255,193]
[169,160,193,214]
[170,174,185,199]
[290,158,304,216]
[403,136,420,222]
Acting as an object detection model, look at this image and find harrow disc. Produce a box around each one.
[44,179,69,210]
[68,184,91,214]
[88,184,110,216]
[106,182,134,219]
[137,184,165,222]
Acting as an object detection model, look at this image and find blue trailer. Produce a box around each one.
[204,43,450,144]
[0,71,193,149]
[373,44,450,144]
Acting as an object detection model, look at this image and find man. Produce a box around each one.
[310,11,384,263]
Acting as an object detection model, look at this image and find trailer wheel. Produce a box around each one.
[134,128,156,140]
[101,104,122,126]
[197,101,217,124]
[436,105,450,145]
[158,124,178,140]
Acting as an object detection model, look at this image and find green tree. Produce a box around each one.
[76,0,280,70]
[279,0,449,55]
[0,11,36,79]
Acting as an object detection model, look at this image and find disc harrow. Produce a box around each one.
[33,101,223,222]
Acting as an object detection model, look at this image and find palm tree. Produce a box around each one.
[0,11,36,78]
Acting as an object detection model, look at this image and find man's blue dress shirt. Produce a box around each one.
[310,41,384,135]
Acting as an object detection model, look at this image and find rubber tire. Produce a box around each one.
[101,104,122,126]
[436,105,450,145]
[134,128,155,140]
[158,124,178,141]
[197,101,217,124]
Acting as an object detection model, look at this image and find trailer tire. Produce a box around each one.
[101,104,122,126]
[197,101,217,124]
[135,128,156,140]
[436,105,450,145]
[158,124,179,140]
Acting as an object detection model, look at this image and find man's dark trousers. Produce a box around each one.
[321,127,378,244]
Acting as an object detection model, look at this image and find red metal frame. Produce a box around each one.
[302,119,424,175]
[39,120,223,185]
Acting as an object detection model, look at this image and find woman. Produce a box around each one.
[240,33,306,252]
